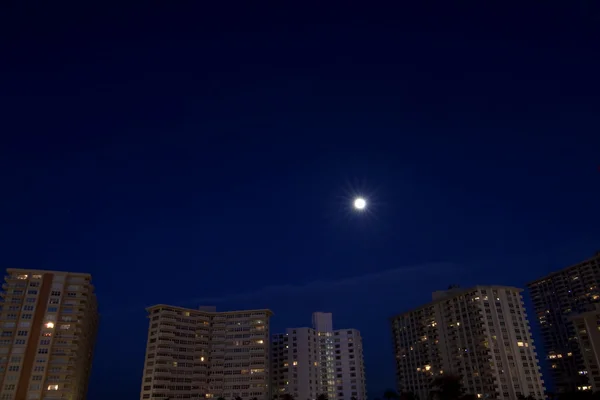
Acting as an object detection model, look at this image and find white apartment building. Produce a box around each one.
[0,269,99,400]
[391,286,545,400]
[271,312,366,400]
[140,305,272,400]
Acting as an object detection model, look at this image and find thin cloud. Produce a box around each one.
[178,262,458,306]
[101,262,459,317]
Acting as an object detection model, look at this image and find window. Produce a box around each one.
[47,384,59,390]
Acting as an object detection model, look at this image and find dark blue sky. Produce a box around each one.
[1,2,599,399]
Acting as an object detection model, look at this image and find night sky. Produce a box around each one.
[1,2,600,399]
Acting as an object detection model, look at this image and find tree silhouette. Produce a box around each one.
[429,375,472,400]
[384,390,400,400]
[400,392,419,400]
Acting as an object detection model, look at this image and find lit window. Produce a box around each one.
[517,342,524,347]
[47,385,58,390]
[44,322,54,329]
[424,365,431,371]
[59,324,70,330]
[17,275,28,280]
[293,361,298,366]
[256,340,264,344]
[32,275,42,279]
[200,357,204,362]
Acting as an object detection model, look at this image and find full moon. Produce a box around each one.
[353,197,367,210]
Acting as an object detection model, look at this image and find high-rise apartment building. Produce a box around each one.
[527,252,600,393]
[271,312,366,400]
[391,286,545,400]
[140,305,272,400]
[0,268,99,400]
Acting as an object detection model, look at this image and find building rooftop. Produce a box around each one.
[145,303,274,316]
[389,284,523,320]
[526,252,600,286]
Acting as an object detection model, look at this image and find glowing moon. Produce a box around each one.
[353,197,367,210]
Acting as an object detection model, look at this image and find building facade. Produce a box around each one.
[391,286,545,400]
[140,305,272,400]
[0,268,99,400]
[527,252,600,393]
[271,312,366,400]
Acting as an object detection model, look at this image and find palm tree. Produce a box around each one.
[317,394,329,400]
[429,375,470,400]
[384,390,400,400]
[400,393,419,400]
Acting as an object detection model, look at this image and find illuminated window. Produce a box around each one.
[517,342,524,347]
[283,362,289,367]
[47,385,58,390]
[200,357,205,362]
[44,322,54,329]
[424,365,431,371]
[172,362,177,367]
[59,324,70,330]
[293,361,298,366]
[255,340,264,344]
[32,275,42,279]
[17,275,28,280]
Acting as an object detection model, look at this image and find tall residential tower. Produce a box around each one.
[0,269,99,400]
[271,312,367,400]
[528,252,600,393]
[391,286,545,400]
[140,305,272,400]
